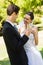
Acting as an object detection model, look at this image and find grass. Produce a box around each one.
[40,48,43,58]
[0,58,10,65]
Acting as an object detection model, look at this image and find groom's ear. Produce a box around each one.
[18,28,21,33]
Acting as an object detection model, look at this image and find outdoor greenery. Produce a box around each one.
[0,0,43,31]
[0,58,10,65]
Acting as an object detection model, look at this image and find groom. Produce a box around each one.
[2,4,31,65]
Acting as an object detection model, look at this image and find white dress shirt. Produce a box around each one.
[6,20,17,27]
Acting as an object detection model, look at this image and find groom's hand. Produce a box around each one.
[24,29,32,37]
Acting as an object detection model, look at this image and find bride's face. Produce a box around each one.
[24,14,32,24]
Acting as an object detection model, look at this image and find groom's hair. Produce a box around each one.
[26,12,34,20]
[7,4,20,16]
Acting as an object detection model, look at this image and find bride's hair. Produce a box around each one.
[26,12,34,20]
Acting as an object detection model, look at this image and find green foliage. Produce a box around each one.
[0,59,10,65]
[40,48,43,58]
[33,14,41,24]
[0,0,43,30]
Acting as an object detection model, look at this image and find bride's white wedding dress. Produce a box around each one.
[18,21,43,65]
[24,33,43,65]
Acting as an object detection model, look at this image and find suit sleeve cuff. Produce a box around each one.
[22,35,29,43]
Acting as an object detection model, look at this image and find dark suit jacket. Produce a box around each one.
[2,21,29,65]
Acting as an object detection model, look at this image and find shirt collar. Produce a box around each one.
[6,20,17,27]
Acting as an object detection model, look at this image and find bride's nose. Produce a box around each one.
[24,19,27,22]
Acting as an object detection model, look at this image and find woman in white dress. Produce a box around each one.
[18,12,43,65]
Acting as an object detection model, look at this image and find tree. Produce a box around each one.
[0,0,43,31]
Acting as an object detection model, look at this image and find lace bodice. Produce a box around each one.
[24,33,35,50]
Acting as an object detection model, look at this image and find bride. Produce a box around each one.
[18,12,43,65]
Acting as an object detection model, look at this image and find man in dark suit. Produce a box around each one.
[2,4,31,65]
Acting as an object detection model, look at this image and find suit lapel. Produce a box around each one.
[5,22,21,38]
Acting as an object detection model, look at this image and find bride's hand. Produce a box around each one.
[31,27,37,34]
[25,28,32,37]
[31,26,38,45]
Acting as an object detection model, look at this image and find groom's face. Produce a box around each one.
[24,14,32,24]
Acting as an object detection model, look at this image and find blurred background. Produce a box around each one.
[0,0,43,65]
